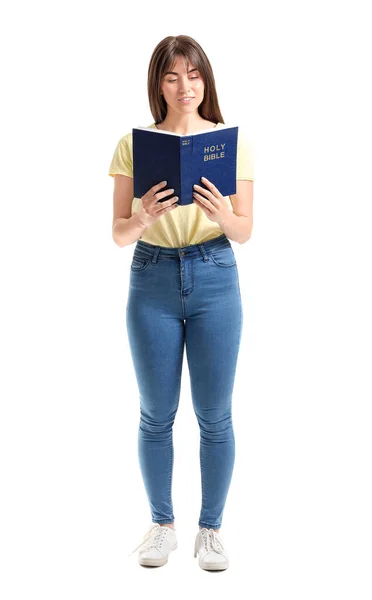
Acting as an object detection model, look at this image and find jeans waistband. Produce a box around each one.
[134,233,232,260]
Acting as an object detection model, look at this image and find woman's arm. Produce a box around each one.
[219,180,253,244]
[112,175,148,247]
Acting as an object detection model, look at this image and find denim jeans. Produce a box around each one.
[126,233,243,530]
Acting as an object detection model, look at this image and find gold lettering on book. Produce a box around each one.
[203,143,226,161]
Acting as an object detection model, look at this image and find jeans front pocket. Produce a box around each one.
[130,255,152,272]
[209,246,237,268]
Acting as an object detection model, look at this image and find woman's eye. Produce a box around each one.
[168,76,199,83]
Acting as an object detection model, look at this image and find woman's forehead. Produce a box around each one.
[168,57,197,72]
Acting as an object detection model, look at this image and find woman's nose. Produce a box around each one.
[179,77,192,93]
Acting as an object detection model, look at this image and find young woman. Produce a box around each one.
[109,35,254,571]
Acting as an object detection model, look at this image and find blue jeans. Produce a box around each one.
[126,233,243,530]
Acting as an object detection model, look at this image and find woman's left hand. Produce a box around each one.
[193,177,231,225]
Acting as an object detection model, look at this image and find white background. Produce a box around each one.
[1,0,371,597]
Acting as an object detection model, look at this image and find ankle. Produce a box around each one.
[158,523,175,530]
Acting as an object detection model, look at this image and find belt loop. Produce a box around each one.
[151,246,160,264]
[197,242,209,262]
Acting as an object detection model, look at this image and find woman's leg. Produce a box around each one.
[126,253,185,525]
[184,251,243,530]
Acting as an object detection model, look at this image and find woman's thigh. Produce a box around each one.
[126,258,186,420]
[183,256,243,417]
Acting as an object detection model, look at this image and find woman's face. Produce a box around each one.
[160,56,204,114]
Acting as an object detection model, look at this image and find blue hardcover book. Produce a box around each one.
[132,124,239,206]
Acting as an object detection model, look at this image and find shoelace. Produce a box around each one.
[128,524,167,558]
[194,528,225,556]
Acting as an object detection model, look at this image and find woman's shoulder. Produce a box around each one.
[116,131,133,147]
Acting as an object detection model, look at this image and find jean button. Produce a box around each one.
[180,251,185,256]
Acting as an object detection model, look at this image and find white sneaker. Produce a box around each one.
[128,523,178,567]
[194,528,229,570]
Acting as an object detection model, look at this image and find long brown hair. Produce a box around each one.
[147,35,225,126]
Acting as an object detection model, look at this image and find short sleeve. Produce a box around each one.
[236,129,254,181]
[108,132,133,178]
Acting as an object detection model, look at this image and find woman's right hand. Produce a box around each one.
[137,181,179,227]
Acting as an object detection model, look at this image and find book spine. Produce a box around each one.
[180,135,194,205]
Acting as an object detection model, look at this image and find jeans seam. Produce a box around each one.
[167,435,173,522]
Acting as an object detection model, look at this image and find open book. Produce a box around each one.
[132,124,239,206]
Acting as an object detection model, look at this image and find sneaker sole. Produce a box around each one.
[138,543,178,567]
[196,553,229,571]
[199,560,229,571]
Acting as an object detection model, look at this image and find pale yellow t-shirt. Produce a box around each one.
[108,122,254,248]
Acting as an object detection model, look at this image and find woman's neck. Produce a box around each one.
[155,117,217,135]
